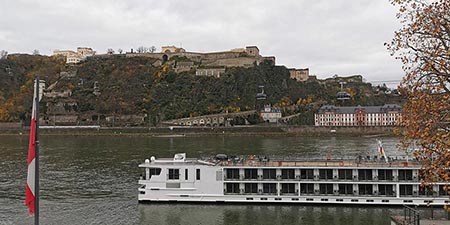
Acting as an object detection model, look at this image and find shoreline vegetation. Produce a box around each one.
[0,123,397,137]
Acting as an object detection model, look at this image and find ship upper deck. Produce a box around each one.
[139,154,422,168]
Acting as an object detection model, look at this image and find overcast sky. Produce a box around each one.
[0,0,404,87]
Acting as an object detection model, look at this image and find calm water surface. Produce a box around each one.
[0,135,421,224]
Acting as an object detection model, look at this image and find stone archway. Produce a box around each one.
[162,54,169,64]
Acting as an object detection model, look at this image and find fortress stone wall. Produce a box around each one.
[125,46,275,70]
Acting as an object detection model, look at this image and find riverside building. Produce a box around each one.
[314,104,402,127]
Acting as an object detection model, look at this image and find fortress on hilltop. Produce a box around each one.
[126,45,276,71]
[53,45,319,81]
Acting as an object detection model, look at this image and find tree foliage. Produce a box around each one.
[387,0,450,198]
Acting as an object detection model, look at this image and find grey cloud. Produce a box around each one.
[0,0,404,87]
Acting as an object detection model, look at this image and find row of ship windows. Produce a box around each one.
[243,198,443,204]
[224,183,449,196]
[147,168,200,180]
[225,169,416,181]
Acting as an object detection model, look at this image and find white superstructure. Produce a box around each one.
[138,154,449,206]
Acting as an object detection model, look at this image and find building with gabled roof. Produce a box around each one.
[315,104,402,127]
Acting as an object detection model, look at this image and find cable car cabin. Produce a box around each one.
[337,91,351,100]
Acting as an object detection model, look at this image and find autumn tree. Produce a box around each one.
[387,0,450,198]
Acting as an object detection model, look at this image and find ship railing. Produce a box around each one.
[403,205,420,225]
[210,154,420,167]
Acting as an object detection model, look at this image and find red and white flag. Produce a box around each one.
[25,81,38,215]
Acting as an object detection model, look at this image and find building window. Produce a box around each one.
[185,169,188,180]
[196,169,200,180]
[168,169,179,180]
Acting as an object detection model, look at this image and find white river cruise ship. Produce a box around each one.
[138,153,449,206]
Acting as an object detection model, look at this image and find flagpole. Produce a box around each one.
[34,78,39,225]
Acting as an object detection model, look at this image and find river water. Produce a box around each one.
[0,135,438,225]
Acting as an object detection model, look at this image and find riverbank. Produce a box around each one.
[0,124,397,137]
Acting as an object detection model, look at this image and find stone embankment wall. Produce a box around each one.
[0,125,396,136]
[282,126,396,136]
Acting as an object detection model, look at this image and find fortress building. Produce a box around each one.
[53,47,95,64]
[126,46,276,72]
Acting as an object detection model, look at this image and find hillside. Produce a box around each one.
[0,54,403,125]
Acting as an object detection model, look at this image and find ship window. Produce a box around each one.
[378,184,394,196]
[263,183,277,194]
[338,169,352,180]
[281,183,296,194]
[358,169,373,181]
[226,168,240,179]
[378,169,393,181]
[439,185,449,196]
[300,183,314,194]
[358,184,373,195]
[168,169,179,180]
[319,184,333,195]
[300,169,314,179]
[419,185,433,196]
[185,169,188,180]
[196,169,200,180]
[281,169,295,179]
[226,183,240,194]
[400,185,413,196]
[398,170,413,181]
[338,184,353,195]
[149,168,162,178]
[244,183,258,193]
[244,169,258,179]
[263,169,276,179]
[319,169,333,180]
